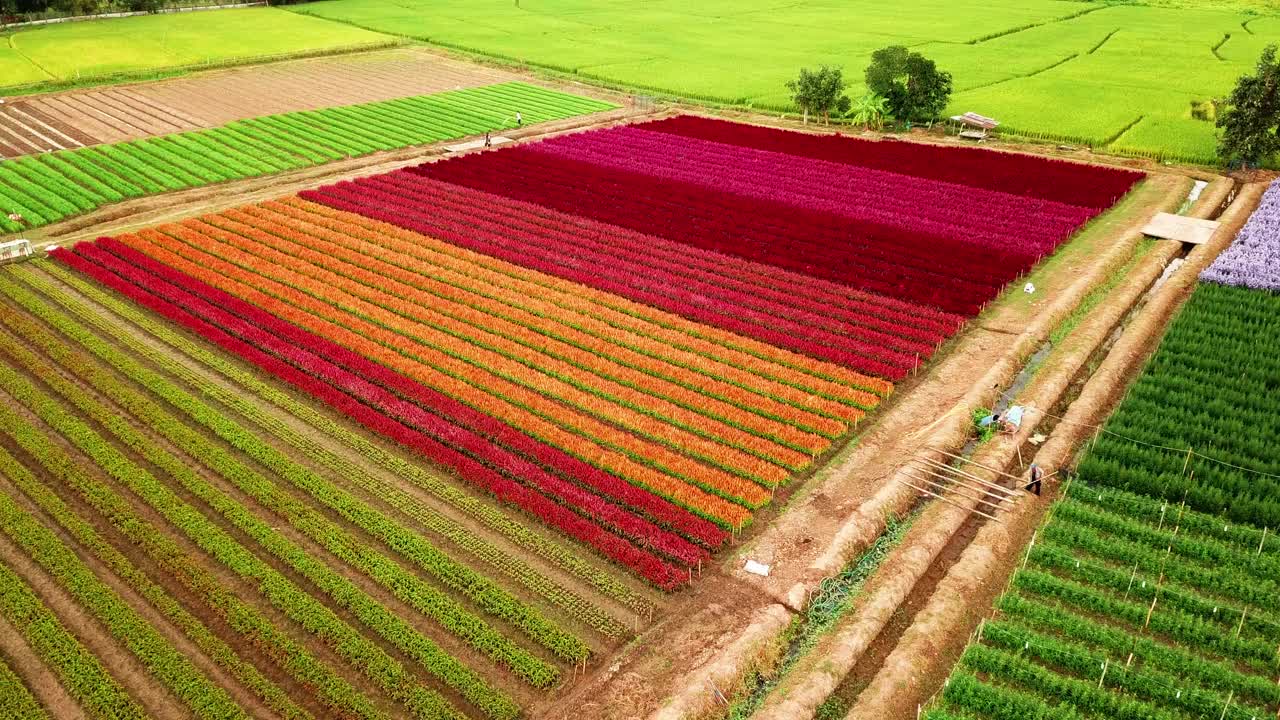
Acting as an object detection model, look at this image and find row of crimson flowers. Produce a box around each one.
[642,115,1144,210]
[533,126,1096,250]
[407,148,1019,316]
[54,239,717,590]
[306,177,922,380]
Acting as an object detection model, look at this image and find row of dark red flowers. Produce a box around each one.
[409,147,1028,316]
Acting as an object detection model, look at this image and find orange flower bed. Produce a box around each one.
[155,215,791,487]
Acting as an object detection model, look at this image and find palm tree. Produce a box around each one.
[849,92,889,130]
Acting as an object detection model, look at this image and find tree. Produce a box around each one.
[1217,44,1280,169]
[786,65,851,124]
[865,46,953,123]
[849,92,889,130]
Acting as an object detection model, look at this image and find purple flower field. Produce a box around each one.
[1201,180,1280,292]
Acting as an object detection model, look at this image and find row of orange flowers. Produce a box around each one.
[205,209,821,467]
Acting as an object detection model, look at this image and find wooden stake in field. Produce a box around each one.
[1022,530,1038,569]
[1098,659,1109,688]
[1121,562,1140,602]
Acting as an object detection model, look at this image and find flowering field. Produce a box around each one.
[322,116,1140,322]
[0,116,1144,719]
[1201,180,1280,291]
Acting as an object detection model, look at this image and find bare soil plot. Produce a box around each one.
[1,47,517,158]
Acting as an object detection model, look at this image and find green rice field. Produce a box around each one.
[291,0,1280,163]
[0,7,392,92]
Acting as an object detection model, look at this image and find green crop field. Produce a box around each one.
[926,282,1280,720]
[290,0,1280,163]
[0,82,615,234]
[0,7,392,93]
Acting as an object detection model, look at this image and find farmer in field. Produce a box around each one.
[1025,462,1044,496]
[516,111,523,127]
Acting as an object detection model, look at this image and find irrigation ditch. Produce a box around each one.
[661,173,1257,720]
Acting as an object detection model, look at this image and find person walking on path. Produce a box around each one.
[1025,462,1044,496]
[484,131,492,147]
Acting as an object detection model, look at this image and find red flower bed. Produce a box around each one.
[406,150,1004,315]
[641,115,1143,209]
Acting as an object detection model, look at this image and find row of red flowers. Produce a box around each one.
[533,127,1095,251]
[370,171,948,351]
[237,199,859,438]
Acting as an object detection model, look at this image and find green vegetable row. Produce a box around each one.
[0,82,615,234]
[1029,540,1280,641]
[980,619,1267,719]
[0,378,382,720]
[998,593,1280,709]
[0,432,313,720]
[1013,569,1278,669]
[0,296,565,687]
[0,316,464,720]
[1039,518,1280,616]
[1064,482,1278,558]
[14,263,594,663]
[1077,284,1280,528]
[0,647,46,720]
[0,422,244,719]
